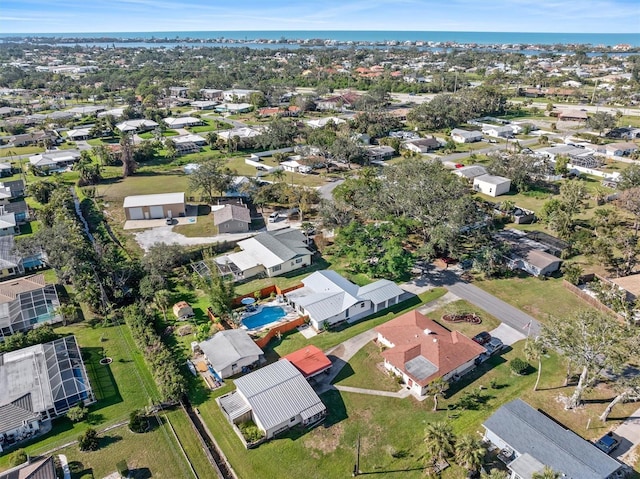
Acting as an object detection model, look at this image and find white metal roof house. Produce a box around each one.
[115,119,159,133]
[199,329,264,379]
[218,359,326,444]
[285,270,405,330]
[483,125,514,138]
[163,117,203,129]
[473,174,511,197]
[451,128,483,143]
[123,192,185,221]
[0,336,95,450]
[29,150,81,172]
[215,228,311,281]
[483,399,623,479]
[453,164,488,180]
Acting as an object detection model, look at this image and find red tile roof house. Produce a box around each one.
[283,345,332,380]
[375,310,486,397]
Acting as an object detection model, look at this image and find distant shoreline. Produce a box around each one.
[1,30,639,48]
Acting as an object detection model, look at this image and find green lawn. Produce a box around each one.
[173,205,218,237]
[428,300,502,338]
[97,173,190,200]
[0,145,43,158]
[332,341,400,391]
[476,275,600,323]
[195,338,637,479]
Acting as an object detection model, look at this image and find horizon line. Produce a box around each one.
[2,29,638,35]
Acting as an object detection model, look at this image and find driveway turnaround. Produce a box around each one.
[489,323,527,346]
[134,227,256,251]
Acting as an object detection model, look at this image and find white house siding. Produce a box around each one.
[442,358,477,381]
[263,414,302,439]
[307,300,372,330]
[217,354,261,379]
[377,333,394,349]
[267,253,311,277]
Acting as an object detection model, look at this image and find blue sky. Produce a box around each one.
[1,0,639,33]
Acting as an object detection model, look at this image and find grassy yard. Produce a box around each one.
[96,172,190,200]
[195,338,638,479]
[332,341,400,391]
[428,299,502,338]
[0,145,44,158]
[476,275,600,323]
[173,205,218,237]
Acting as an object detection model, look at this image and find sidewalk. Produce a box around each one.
[334,385,411,398]
[613,406,640,465]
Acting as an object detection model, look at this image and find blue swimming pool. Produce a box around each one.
[242,306,286,330]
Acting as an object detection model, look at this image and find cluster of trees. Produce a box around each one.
[423,421,486,475]
[407,86,507,130]
[123,304,187,403]
[327,160,486,279]
[486,151,550,192]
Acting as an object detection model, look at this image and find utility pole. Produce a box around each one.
[352,434,361,476]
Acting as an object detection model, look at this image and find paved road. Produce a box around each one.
[426,269,542,337]
[317,179,344,201]
[613,407,640,465]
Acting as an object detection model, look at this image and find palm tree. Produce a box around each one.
[455,434,486,472]
[424,421,455,467]
[532,466,561,479]
[481,470,508,479]
[524,337,546,392]
[271,169,286,183]
[426,377,449,411]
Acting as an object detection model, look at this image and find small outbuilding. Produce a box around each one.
[123,192,185,220]
[473,174,511,197]
[173,301,194,320]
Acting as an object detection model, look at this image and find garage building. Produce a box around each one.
[123,192,186,220]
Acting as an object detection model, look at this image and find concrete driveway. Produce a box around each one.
[317,179,345,201]
[489,323,527,346]
[134,227,256,252]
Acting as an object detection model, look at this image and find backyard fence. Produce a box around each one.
[253,316,308,349]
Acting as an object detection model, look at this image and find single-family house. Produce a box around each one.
[0,107,22,118]
[172,134,207,146]
[451,128,483,143]
[66,127,92,141]
[0,456,57,478]
[365,145,395,162]
[29,150,81,173]
[315,92,360,111]
[200,89,224,100]
[4,130,58,148]
[3,201,29,224]
[285,270,405,330]
[402,137,440,154]
[0,274,61,339]
[67,105,106,117]
[483,399,624,479]
[163,117,203,129]
[215,228,311,281]
[218,359,326,443]
[453,164,488,180]
[496,229,563,277]
[217,127,263,142]
[0,236,25,279]
[375,310,486,397]
[123,192,185,221]
[483,125,513,139]
[0,210,18,237]
[167,86,189,98]
[280,159,313,174]
[214,103,253,114]
[172,301,194,320]
[98,108,125,119]
[191,100,219,110]
[0,180,23,198]
[222,89,260,102]
[610,274,640,302]
[473,174,512,197]
[0,336,94,450]
[558,109,589,121]
[199,329,264,379]
[305,117,346,129]
[213,204,251,234]
[283,346,332,380]
[0,164,12,178]
[115,119,159,133]
[605,142,638,157]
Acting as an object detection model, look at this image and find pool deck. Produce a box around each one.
[240,301,299,333]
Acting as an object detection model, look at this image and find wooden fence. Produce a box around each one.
[253,316,307,349]
[231,283,304,306]
[562,279,626,322]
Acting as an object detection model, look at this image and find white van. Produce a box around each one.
[268,212,279,223]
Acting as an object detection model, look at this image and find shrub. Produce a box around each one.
[510,357,529,376]
[128,410,148,433]
[116,460,129,477]
[8,448,28,467]
[67,403,88,423]
[239,421,264,443]
[78,428,100,451]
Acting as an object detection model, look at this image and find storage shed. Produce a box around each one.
[123,192,185,220]
[473,174,511,197]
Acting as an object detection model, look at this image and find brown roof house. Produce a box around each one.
[213,204,251,234]
[375,310,486,397]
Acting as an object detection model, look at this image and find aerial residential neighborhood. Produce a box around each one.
[0,7,640,479]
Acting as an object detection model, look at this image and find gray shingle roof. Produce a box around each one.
[251,229,310,262]
[0,394,39,435]
[199,330,263,373]
[483,399,622,479]
[0,236,21,270]
[233,360,325,431]
[213,204,251,226]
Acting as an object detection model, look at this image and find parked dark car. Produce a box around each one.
[485,337,505,355]
[472,331,491,345]
[595,433,619,454]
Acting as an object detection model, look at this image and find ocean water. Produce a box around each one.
[1,30,639,46]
